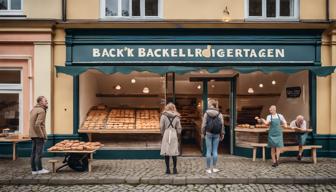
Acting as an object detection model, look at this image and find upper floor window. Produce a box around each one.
[101,0,162,19]
[0,0,23,16]
[246,0,299,20]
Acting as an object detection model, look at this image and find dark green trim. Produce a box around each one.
[231,76,237,155]
[309,71,317,134]
[65,33,73,66]
[73,75,79,134]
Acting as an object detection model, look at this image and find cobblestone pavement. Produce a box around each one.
[1,184,336,192]
[0,155,336,185]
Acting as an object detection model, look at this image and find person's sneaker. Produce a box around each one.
[206,169,212,174]
[173,168,178,174]
[165,169,171,174]
[212,168,220,173]
[272,163,277,168]
[32,171,38,175]
[37,169,50,174]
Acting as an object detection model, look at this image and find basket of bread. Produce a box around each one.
[136,109,160,130]
[81,108,108,130]
[237,124,251,128]
[48,140,103,152]
[106,109,135,130]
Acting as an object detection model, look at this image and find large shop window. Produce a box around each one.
[246,0,298,21]
[236,71,310,127]
[101,0,162,19]
[0,0,23,16]
[0,69,22,133]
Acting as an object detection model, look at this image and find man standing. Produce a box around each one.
[30,96,49,174]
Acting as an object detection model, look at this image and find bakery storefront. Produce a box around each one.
[56,29,335,158]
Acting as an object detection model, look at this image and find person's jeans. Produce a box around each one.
[31,138,45,171]
[205,132,220,169]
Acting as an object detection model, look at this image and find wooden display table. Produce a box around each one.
[47,148,100,172]
[0,137,31,160]
[235,127,312,148]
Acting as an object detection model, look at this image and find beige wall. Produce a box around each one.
[331,0,336,20]
[300,0,326,20]
[317,32,333,134]
[164,0,244,20]
[34,44,52,134]
[21,0,332,21]
[24,0,62,19]
[53,29,74,134]
[330,31,336,134]
[67,0,100,19]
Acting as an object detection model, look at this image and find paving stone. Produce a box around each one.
[0,155,336,185]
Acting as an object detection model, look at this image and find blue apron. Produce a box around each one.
[268,114,284,148]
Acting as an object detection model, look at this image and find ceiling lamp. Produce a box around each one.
[115,85,121,90]
[143,87,149,94]
[272,80,276,85]
[211,84,215,88]
[131,79,136,84]
[248,88,254,94]
[197,85,202,89]
[259,83,264,88]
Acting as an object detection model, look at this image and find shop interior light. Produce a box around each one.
[197,85,202,89]
[131,79,136,84]
[259,83,264,88]
[248,88,254,94]
[211,84,215,88]
[210,79,215,82]
[115,85,121,90]
[272,80,276,85]
[143,87,150,94]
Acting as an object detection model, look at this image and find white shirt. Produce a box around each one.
[290,120,307,130]
[266,114,286,124]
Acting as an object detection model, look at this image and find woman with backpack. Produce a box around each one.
[201,99,225,174]
[160,103,182,174]
[256,105,287,167]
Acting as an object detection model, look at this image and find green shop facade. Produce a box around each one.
[53,28,336,159]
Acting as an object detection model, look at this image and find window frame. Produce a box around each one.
[245,0,299,21]
[0,0,23,16]
[0,68,23,133]
[100,0,163,20]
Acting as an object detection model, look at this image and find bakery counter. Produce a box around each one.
[235,127,312,148]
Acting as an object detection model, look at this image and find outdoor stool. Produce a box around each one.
[251,143,267,162]
[48,159,59,173]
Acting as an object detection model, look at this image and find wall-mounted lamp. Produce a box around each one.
[223,6,230,22]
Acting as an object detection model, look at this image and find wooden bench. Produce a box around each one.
[48,159,59,173]
[281,145,322,164]
[251,144,322,164]
[251,143,267,162]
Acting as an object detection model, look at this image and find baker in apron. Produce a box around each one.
[256,105,287,167]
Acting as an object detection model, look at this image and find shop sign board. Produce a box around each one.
[69,44,317,65]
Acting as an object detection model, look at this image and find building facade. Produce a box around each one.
[0,0,336,158]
